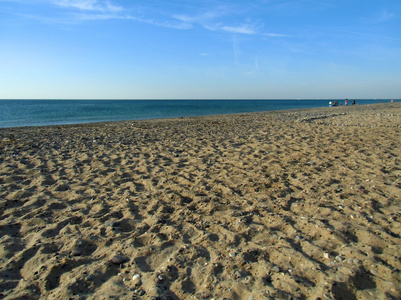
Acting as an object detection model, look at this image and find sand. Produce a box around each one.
[1,103,400,300]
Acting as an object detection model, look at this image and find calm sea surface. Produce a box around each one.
[0,99,388,128]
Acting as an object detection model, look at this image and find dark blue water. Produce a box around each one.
[0,99,390,128]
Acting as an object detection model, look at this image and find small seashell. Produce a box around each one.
[132,274,142,286]
[132,274,141,280]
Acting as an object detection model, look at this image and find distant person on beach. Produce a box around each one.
[352,100,356,105]
[345,99,348,106]
[391,99,394,103]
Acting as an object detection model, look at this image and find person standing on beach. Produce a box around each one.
[345,99,349,106]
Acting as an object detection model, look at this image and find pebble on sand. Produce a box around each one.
[111,255,129,265]
[132,274,142,286]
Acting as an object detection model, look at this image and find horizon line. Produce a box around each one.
[0,98,397,101]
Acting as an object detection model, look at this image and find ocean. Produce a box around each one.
[0,99,389,128]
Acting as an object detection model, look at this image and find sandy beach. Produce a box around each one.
[1,103,400,300]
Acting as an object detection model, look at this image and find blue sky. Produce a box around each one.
[1,0,400,99]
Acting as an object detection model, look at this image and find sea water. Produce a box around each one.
[0,99,388,128]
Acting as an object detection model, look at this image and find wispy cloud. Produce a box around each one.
[204,22,289,37]
[204,23,257,35]
[222,25,256,35]
[3,0,289,37]
[171,5,262,35]
[264,33,290,38]
[372,10,395,23]
[338,30,401,42]
[173,9,225,24]
[172,5,289,37]
[232,35,241,64]
[53,0,122,13]
[7,0,125,24]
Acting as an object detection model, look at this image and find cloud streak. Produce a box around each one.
[50,1,287,37]
[338,30,401,42]
[371,10,395,23]
[173,8,288,37]
[171,6,261,35]
[204,23,257,35]
[53,0,122,13]
[3,0,289,37]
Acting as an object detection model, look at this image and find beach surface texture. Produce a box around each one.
[1,103,401,300]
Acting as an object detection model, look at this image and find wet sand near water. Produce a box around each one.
[1,103,401,299]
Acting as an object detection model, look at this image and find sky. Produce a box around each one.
[1,0,400,99]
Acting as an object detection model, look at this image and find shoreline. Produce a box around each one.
[0,100,393,129]
[1,102,399,133]
[1,103,401,299]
